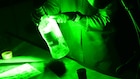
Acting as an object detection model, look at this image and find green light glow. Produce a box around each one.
[87,0,95,6]
[0,63,41,79]
[34,0,120,78]
[1,51,13,60]
[38,17,69,59]
[59,58,120,79]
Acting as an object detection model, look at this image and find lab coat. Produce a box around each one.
[41,0,120,76]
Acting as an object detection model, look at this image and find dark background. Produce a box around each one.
[112,0,140,63]
[0,0,48,52]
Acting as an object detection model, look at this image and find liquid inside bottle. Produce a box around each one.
[38,17,69,59]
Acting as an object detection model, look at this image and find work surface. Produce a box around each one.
[0,42,121,79]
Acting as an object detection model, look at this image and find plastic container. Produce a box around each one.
[38,17,69,59]
[1,51,13,60]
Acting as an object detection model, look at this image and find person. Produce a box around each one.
[31,0,120,77]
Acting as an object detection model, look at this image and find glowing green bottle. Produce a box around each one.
[38,16,69,59]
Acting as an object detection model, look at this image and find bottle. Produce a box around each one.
[38,16,69,59]
[77,68,87,79]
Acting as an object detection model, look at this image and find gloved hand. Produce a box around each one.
[38,14,69,31]
[49,14,69,23]
[32,13,70,27]
[49,12,83,23]
[38,14,69,30]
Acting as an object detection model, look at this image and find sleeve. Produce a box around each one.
[81,10,111,31]
[79,2,114,31]
[62,3,113,31]
[31,0,60,26]
[42,0,60,15]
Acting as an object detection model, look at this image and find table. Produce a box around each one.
[0,41,121,79]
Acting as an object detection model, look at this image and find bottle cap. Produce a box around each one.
[1,51,13,60]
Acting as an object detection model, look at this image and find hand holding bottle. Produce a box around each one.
[38,16,69,59]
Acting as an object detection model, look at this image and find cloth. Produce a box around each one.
[32,0,120,77]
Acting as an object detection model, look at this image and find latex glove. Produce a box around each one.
[50,14,69,23]
[38,14,69,31]
[38,15,50,31]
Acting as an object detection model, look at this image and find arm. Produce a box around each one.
[46,7,110,30]
[75,11,110,31]
[31,0,60,26]
[60,3,113,31]
[41,0,60,15]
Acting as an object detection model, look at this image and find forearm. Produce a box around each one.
[62,2,113,30]
[31,0,60,25]
[80,13,110,31]
[63,11,110,30]
[42,0,60,15]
